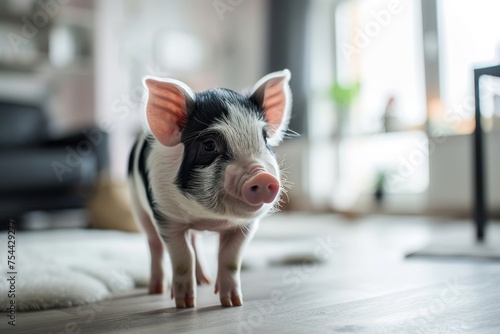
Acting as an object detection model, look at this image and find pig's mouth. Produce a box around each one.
[220,193,267,219]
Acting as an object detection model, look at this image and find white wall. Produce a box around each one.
[428,132,500,215]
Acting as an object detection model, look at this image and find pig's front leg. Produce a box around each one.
[215,222,258,307]
[164,226,196,308]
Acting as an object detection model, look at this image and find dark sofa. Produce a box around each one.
[0,101,108,226]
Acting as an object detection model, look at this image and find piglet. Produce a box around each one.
[128,69,292,308]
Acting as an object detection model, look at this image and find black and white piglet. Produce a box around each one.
[128,69,292,308]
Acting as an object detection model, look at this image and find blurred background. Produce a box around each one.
[1,0,500,229]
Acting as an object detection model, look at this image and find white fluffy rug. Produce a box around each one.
[0,230,150,311]
[0,217,321,311]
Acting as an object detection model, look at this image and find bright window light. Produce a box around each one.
[437,0,500,134]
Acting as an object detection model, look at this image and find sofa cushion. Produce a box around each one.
[0,149,96,193]
[0,102,48,148]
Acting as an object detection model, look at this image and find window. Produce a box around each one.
[308,0,500,209]
[432,0,500,134]
[335,0,426,133]
[333,0,427,196]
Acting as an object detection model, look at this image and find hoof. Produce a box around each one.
[220,295,243,307]
[176,296,196,308]
[148,281,165,294]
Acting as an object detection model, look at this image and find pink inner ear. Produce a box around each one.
[263,78,287,136]
[145,79,189,147]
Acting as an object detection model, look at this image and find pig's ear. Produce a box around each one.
[250,69,292,146]
[143,76,195,147]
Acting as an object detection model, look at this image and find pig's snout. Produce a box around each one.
[242,172,280,206]
[224,165,280,208]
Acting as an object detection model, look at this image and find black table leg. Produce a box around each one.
[472,65,500,242]
[474,70,486,242]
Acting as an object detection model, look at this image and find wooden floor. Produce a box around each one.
[3,214,500,334]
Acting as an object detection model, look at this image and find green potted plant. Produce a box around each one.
[329,81,361,136]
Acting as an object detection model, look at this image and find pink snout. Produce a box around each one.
[242,172,280,206]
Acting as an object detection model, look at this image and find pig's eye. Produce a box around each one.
[203,139,217,153]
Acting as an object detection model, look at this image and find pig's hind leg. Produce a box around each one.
[190,232,212,285]
[131,201,165,294]
[142,215,166,294]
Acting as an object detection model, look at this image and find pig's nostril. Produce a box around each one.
[250,185,259,192]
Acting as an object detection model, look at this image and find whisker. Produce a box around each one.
[239,224,251,238]
[283,129,300,140]
[272,154,293,213]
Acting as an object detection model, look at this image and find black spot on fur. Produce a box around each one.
[137,136,166,221]
[127,139,139,176]
[176,88,264,194]
[181,88,264,143]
